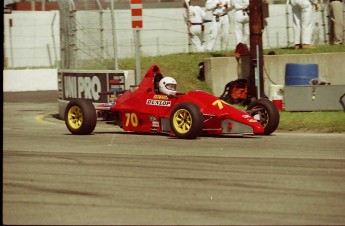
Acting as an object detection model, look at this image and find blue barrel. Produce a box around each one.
[285,63,318,85]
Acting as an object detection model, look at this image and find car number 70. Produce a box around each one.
[125,113,138,127]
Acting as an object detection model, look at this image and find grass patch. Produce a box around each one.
[264,44,345,55]
[119,52,214,93]
[278,111,345,133]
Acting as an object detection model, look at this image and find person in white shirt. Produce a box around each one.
[184,0,207,52]
[205,0,232,51]
[230,0,249,45]
[289,0,319,49]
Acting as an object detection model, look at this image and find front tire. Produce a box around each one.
[246,98,280,135]
[170,102,204,139]
[64,99,97,135]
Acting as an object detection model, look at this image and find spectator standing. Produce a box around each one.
[289,0,319,49]
[205,0,232,51]
[329,0,343,45]
[230,0,250,45]
[183,0,207,52]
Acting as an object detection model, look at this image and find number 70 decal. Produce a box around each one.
[125,113,138,127]
[212,100,230,110]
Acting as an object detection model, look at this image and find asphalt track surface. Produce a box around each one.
[3,91,345,225]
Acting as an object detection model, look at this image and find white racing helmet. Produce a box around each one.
[159,77,177,96]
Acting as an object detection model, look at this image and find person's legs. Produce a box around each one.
[291,6,302,48]
[330,1,343,44]
[242,15,250,45]
[190,25,204,52]
[301,5,313,46]
[234,22,243,44]
[206,17,219,51]
[234,10,248,45]
[219,15,230,50]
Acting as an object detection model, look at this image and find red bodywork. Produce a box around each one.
[96,65,264,136]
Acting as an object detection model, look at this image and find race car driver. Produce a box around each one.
[159,77,177,96]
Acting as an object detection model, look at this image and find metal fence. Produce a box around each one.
[58,0,192,69]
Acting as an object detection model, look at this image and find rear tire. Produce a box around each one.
[170,102,203,139]
[64,99,97,135]
[246,98,280,135]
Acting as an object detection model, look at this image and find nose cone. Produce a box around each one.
[252,123,265,134]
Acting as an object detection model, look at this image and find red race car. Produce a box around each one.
[64,65,279,139]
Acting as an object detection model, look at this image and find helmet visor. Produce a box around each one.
[165,83,176,91]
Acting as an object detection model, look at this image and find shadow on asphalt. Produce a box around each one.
[3,90,58,103]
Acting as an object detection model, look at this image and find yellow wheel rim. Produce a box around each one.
[67,106,83,129]
[173,109,192,134]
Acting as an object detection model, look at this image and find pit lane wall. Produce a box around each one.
[204,52,345,111]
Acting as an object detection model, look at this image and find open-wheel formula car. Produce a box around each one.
[64,65,280,139]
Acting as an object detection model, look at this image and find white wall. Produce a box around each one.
[3,69,58,92]
[3,69,136,92]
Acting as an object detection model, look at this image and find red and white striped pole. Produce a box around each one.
[130,0,143,29]
[130,0,143,84]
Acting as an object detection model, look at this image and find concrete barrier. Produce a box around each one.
[3,69,136,93]
[205,52,345,97]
